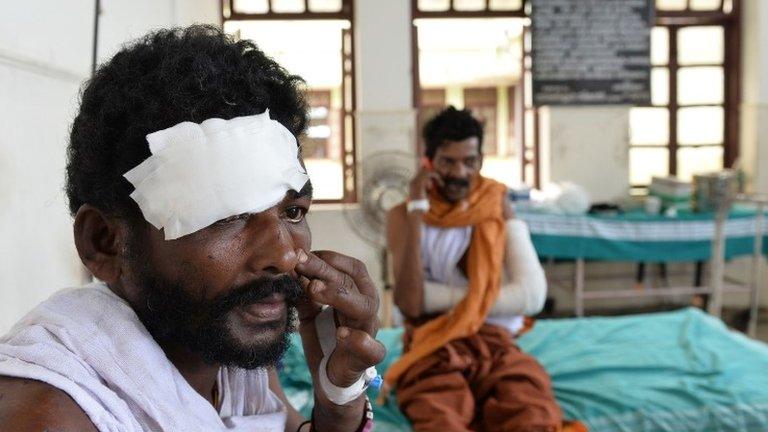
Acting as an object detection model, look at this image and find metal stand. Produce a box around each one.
[708,194,766,337]
[574,258,585,317]
[707,207,727,317]
[748,203,764,337]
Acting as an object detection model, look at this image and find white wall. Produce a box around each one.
[0,1,93,332]
[739,0,768,307]
[0,0,218,333]
[538,106,631,202]
[97,0,220,62]
[741,0,768,195]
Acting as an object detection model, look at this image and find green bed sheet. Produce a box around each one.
[279,308,768,431]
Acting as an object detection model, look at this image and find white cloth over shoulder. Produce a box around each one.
[0,283,286,432]
[420,219,547,333]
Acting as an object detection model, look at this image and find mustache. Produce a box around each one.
[442,176,470,188]
[211,275,306,315]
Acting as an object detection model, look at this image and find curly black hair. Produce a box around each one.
[423,106,484,160]
[65,25,308,219]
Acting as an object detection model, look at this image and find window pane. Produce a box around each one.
[418,0,450,11]
[481,157,521,187]
[651,27,669,66]
[630,147,669,185]
[678,106,724,144]
[455,0,487,11]
[524,148,534,161]
[464,88,498,155]
[678,26,724,65]
[677,146,724,181]
[630,107,669,145]
[524,29,531,53]
[305,160,344,200]
[652,67,669,106]
[226,20,347,200]
[233,0,269,13]
[489,0,523,10]
[524,109,534,147]
[308,0,342,12]
[677,67,724,105]
[524,163,535,185]
[524,71,533,108]
[656,0,686,10]
[690,0,722,10]
[272,0,305,12]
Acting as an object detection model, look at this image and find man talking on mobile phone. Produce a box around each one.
[385,106,586,432]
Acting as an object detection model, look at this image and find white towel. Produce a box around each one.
[0,283,287,432]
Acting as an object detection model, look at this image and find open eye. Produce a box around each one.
[285,206,307,223]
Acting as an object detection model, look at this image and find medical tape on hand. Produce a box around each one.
[315,305,380,405]
[123,110,309,240]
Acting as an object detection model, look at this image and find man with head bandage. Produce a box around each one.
[385,107,586,432]
[0,25,383,432]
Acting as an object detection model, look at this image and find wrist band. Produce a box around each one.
[407,198,430,213]
[309,395,375,432]
[315,306,381,405]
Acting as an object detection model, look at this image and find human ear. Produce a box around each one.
[72,205,128,284]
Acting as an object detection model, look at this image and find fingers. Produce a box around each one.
[296,250,346,287]
[295,251,379,325]
[325,327,386,387]
[296,276,323,323]
[305,278,378,328]
[311,251,377,299]
[427,171,444,187]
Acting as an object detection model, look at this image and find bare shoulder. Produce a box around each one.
[0,375,97,431]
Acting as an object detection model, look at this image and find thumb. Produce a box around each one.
[325,327,385,387]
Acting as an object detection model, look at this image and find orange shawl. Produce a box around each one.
[384,176,508,388]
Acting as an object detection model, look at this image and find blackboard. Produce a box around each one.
[531,0,653,106]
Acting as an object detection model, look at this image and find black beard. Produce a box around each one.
[131,268,306,370]
[442,176,470,189]
[438,175,471,202]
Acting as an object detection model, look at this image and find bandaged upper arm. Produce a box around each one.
[422,219,547,316]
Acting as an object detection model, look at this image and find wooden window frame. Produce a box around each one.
[630,0,741,191]
[410,0,535,184]
[412,0,741,191]
[220,0,358,204]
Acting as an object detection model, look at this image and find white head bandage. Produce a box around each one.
[123,110,309,240]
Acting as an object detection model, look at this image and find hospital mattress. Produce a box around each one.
[279,308,768,431]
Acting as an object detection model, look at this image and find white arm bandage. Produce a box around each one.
[422,219,547,316]
[315,306,380,405]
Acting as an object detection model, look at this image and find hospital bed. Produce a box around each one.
[279,308,768,431]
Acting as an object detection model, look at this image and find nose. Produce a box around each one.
[247,216,299,276]
[449,161,468,179]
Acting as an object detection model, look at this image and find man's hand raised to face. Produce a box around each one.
[294,250,385,430]
[409,166,444,201]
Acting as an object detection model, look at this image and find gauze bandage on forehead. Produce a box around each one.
[123,110,309,240]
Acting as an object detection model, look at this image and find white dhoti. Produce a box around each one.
[0,283,287,432]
